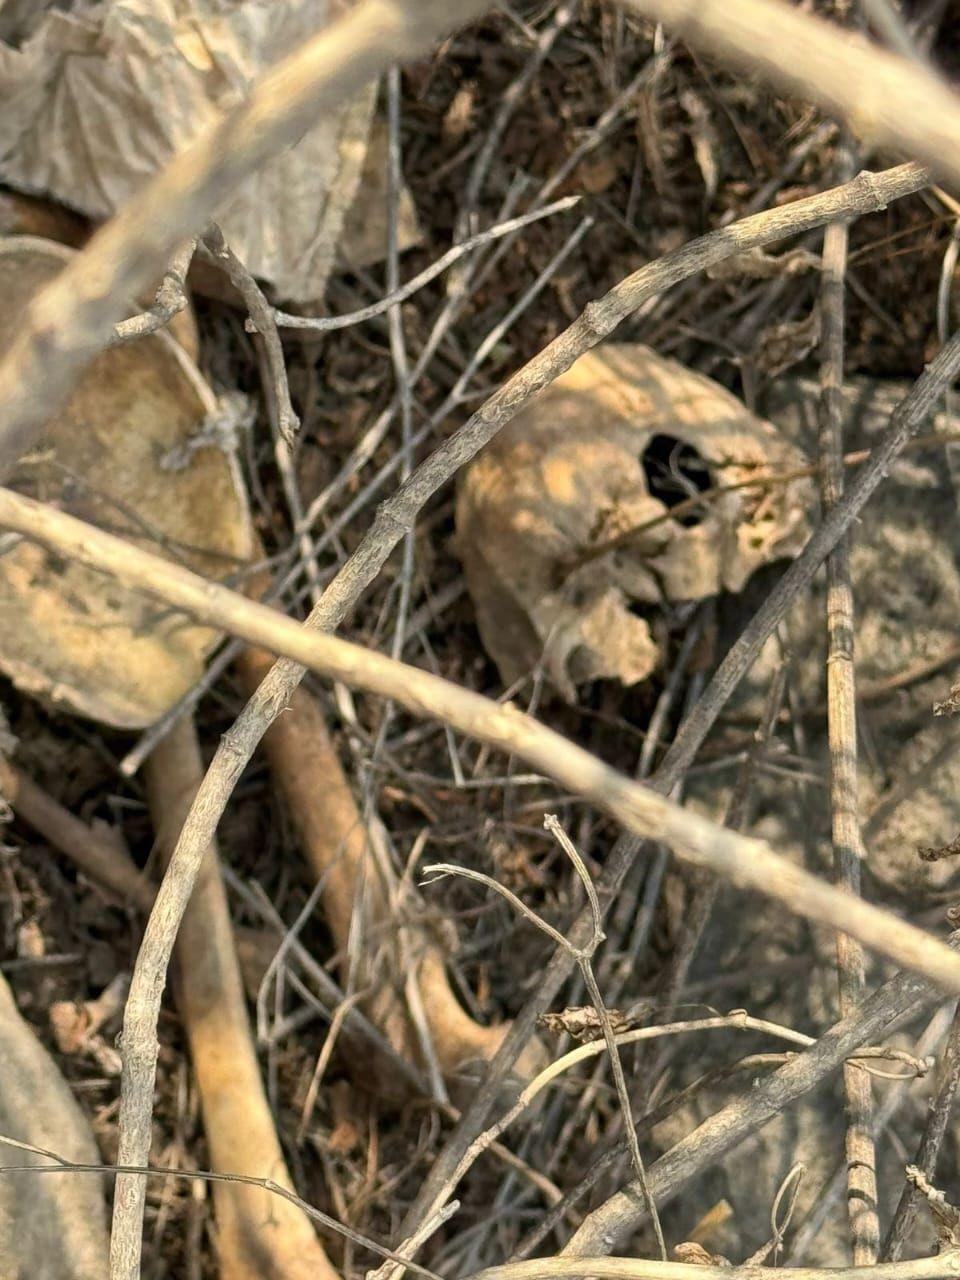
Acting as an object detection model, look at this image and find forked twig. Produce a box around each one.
[560,947,958,1256]
[818,138,878,1263]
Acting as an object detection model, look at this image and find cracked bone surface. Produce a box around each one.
[456,343,812,698]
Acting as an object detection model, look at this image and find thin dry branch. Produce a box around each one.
[165,175,929,1241]
[6,476,960,1270]
[109,239,195,348]
[618,0,960,188]
[0,1137,443,1280]
[819,143,878,1264]
[884,1001,960,1259]
[0,0,490,484]
[2,486,959,994]
[561,955,955,1256]
[466,1251,960,1280]
[0,143,928,1275]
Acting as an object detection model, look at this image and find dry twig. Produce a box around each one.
[406,321,960,1238]
[818,139,878,1264]
[2,486,958,992]
[465,1252,960,1280]
[884,1000,960,1259]
[560,952,956,1256]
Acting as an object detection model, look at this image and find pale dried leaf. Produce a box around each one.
[706,245,822,282]
[0,237,254,728]
[755,307,822,377]
[0,972,109,1279]
[456,344,812,698]
[0,0,374,301]
[338,118,422,271]
[538,1006,635,1041]
[680,86,720,201]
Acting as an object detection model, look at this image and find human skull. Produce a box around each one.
[456,343,813,698]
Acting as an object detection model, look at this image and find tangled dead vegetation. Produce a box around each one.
[3,2,960,1280]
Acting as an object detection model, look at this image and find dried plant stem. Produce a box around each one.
[618,0,960,190]
[7,480,960,1264]
[3,484,960,990]
[466,1251,960,1280]
[143,717,338,1280]
[561,953,954,1256]
[0,1137,442,1280]
[1,158,926,1272]
[884,1000,960,1260]
[819,151,878,1264]
[0,0,490,483]
[0,757,153,912]
[271,197,581,332]
[177,178,930,1242]
[110,239,196,348]
[543,817,666,1259]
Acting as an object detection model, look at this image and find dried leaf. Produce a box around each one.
[706,245,823,282]
[538,1006,635,1041]
[755,308,822,377]
[680,86,721,201]
[0,972,109,1278]
[338,118,422,272]
[456,344,812,698]
[0,237,254,728]
[0,0,374,301]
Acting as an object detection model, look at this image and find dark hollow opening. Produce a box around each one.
[640,434,712,527]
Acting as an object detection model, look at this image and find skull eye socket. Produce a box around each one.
[640,434,711,527]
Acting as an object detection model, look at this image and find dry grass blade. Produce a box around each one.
[819,140,878,1264]
[464,1251,960,1280]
